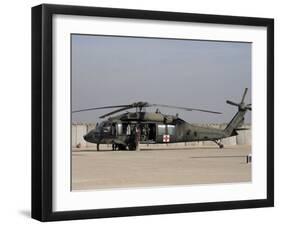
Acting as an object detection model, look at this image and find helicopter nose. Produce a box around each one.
[83,130,97,143]
[83,134,88,141]
[83,132,92,142]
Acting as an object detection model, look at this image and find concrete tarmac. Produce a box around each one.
[72,145,251,190]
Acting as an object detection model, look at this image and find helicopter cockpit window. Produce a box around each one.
[97,122,112,133]
[103,126,111,133]
[95,122,104,132]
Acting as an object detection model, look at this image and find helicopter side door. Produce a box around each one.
[140,123,156,143]
[167,125,176,142]
[115,123,137,138]
[156,124,176,143]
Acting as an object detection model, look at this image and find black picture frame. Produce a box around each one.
[32,4,274,222]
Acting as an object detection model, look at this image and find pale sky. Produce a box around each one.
[71,34,251,124]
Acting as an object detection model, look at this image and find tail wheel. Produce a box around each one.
[213,139,224,149]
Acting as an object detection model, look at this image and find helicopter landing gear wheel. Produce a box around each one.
[213,140,224,149]
[128,143,137,151]
[117,144,127,150]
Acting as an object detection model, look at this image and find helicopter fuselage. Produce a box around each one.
[79,88,250,150]
[83,112,228,150]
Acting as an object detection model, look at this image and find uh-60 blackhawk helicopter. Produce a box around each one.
[73,88,251,151]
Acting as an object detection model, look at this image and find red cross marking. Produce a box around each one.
[163,134,170,142]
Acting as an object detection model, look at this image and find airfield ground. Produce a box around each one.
[72,145,251,190]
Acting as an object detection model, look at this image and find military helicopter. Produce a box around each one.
[72,88,251,151]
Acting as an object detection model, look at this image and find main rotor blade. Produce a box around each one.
[72,104,131,113]
[99,106,133,118]
[226,100,240,107]
[150,104,222,114]
[241,88,248,104]
[72,101,222,118]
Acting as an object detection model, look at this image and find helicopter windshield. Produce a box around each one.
[96,121,112,133]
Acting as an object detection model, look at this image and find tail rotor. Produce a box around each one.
[226,88,251,111]
[224,88,251,136]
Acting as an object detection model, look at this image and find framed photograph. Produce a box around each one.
[32,4,274,221]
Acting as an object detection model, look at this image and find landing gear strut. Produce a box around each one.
[213,139,224,149]
[128,142,137,151]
